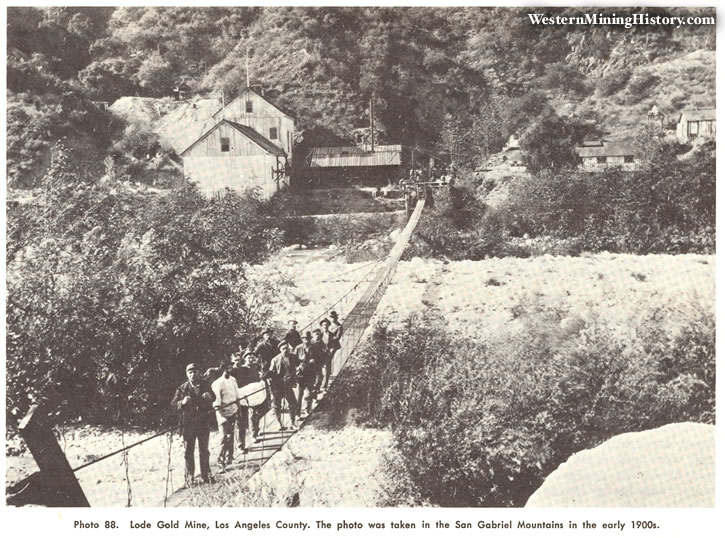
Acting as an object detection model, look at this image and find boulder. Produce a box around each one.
[526,422,714,507]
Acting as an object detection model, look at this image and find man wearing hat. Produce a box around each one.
[231,350,260,448]
[171,363,216,486]
[212,360,239,467]
[284,319,303,350]
[311,328,328,393]
[254,328,279,378]
[329,311,344,364]
[264,341,298,430]
[319,318,334,391]
[295,331,319,416]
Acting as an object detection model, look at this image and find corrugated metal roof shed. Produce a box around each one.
[308,145,402,168]
[576,140,638,158]
[678,108,716,122]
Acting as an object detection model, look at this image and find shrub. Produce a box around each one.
[355,306,714,507]
[626,73,661,102]
[6,149,280,433]
[501,143,715,255]
[596,69,631,97]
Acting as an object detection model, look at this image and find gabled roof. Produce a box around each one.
[580,139,604,147]
[576,140,638,158]
[180,119,286,157]
[213,86,294,120]
[307,145,402,168]
[678,108,716,123]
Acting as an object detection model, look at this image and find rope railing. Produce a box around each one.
[29,199,426,506]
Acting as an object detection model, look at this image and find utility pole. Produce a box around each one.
[246,47,250,88]
[369,92,375,152]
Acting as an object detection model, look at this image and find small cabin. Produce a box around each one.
[172,81,192,101]
[676,108,715,142]
[505,133,521,150]
[576,140,640,171]
[181,120,288,199]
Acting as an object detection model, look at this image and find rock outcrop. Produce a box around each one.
[526,422,714,507]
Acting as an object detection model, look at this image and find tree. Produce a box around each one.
[520,113,589,174]
[78,58,139,100]
[136,51,174,96]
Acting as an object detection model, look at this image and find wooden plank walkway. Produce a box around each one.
[164,200,426,506]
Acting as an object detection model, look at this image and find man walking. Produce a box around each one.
[311,328,328,394]
[295,331,319,417]
[171,363,216,486]
[329,310,344,365]
[254,328,279,377]
[284,319,303,349]
[231,350,259,451]
[211,360,239,467]
[319,318,335,391]
[264,341,298,430]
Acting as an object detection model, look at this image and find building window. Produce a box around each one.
[246,100,253,113]
[688,121,699,137]
[596,156,607,164]
[624,155,635,164]
[221,137,230,152]
[269,127,278,140]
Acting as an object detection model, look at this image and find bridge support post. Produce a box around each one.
[8,405,90,507]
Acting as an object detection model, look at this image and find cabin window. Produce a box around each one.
[246,100,253,113]
[596,156,607,164]
[220,137,230,152]
[269,127,278,140]
[688,121,699,137]
[624,155,635,164]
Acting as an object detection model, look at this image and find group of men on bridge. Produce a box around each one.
[170,312,344,487]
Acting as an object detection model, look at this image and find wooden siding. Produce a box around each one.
[184,154,282,199]
[581,156,640,171]
[216,88,294,155]
[184,123,268,158]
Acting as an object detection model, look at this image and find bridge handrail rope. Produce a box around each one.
[69,252,388,475]
[36,199,426,505]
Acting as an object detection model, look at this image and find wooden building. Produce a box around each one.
[181,86,293,199]
[181,120,287,199]
[213,87,294,156]
[305,144,404,186]
[676,108,715,142]
[172,81,192,101]
[576,140,640,171]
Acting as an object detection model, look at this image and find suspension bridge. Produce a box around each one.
[8,198,427,508]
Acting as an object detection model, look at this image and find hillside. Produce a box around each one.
[6,6,715,186]
[568,49,716,141]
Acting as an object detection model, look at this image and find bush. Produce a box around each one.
[6,149,280,432]
[626,73,661,103]
[540,63,589,97]
[501,143,715,255]
[596,69,631,97]
[355,306,715,507]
